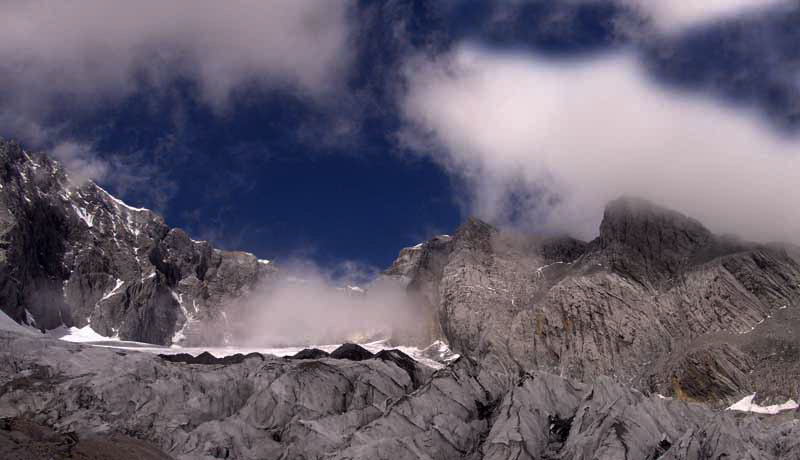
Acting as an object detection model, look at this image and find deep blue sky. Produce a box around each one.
[2,0,799,270]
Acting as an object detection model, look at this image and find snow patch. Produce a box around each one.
[95,184,148,212]
[100,279,125,302]
[24,309,36,327]
[47,324,114,343]
[171,292,201,344]
[72,204,95,227]
[535,261,564,277]
[47,335,459,370]
[727,394,799,414]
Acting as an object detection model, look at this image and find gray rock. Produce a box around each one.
[388,196,800,406]
[0,139,277,345]
[3,138,800,459]
[7,328,796,459]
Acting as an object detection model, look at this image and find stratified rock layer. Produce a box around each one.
[386,197,800,406]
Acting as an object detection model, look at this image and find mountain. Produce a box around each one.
[389,196,800,405]
[1,139,800,459]
[3,316,799,459]
[0,139,277,346]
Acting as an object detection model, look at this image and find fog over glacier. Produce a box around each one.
[228,262,422,347]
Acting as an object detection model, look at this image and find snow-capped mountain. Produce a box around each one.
[0,139,278,345]
[3,138,800,459]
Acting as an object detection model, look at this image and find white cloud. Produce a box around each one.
[0,0,352,108]
[51,141,109,185]
[402,44,800,243]
[617,0,787,31]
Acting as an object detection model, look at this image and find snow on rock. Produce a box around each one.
[47,324,115,343]
[24,309,36,327]
[95,184,149,212]
[419,339,460,364]
[535,261,564,277]
[100,278,125,302]
[42,329,458,370]
[71,204,95,227]
[727,393,799,414]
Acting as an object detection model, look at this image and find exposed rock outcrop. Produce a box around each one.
[0,139,277,346]
[3,138,800,459]
[2,329,798,459]
[389,196,800,406]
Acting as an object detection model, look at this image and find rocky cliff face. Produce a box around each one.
[3,137,800,459]
[0,139,277,345]
[387,197,800,406]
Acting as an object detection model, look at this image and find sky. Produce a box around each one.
[1,0,800,271]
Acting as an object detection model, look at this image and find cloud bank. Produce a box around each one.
[0,0,351,111]
[403,44,800,243]
[0,0,353,210]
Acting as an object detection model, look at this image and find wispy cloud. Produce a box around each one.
[0,0,352,109]
[50,141,109,185]
[0,0,353,211]
[615,0,789,32]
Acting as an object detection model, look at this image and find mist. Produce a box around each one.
[402,44,800,243]
[227,262,423,348]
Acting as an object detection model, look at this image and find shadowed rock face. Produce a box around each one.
[0,139,277,345]
[291,348,331,360]
[0,416,172,460]
[330,343,375,361]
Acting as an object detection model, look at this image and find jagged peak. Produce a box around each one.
[592,197,725,286]
[599,196,711,248]
[454,216,495,238]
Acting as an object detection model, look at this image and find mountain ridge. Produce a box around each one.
[2,138,800,459]
[0,139,277,345]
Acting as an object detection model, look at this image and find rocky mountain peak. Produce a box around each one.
[595,196,714,286]
[0,138,278,345]
[599,196,711,249]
